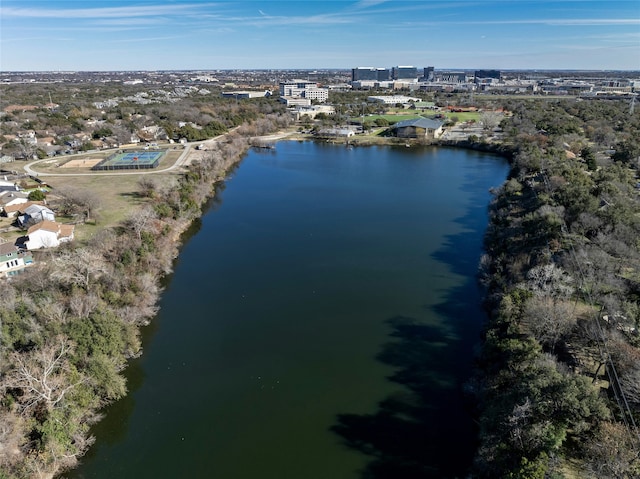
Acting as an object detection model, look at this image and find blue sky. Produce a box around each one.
[1,0,639,71]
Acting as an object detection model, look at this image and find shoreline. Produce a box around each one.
[30,127,499,478]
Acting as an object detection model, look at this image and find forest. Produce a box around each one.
[472,97,640,478]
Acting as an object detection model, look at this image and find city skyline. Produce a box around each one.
[1,0,639,72]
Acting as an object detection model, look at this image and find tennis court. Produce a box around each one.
[92,150,165,171]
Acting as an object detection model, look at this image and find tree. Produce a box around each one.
[581,146,597,171]
[524,297,576,350]
[481,111,502,132]
[583,421,640,478]
[137,176,157,198]
[51,248,106,291]
[54,186,101,223]
[4,336,82,413]
[28,189,47,201]
[612,139,640,165]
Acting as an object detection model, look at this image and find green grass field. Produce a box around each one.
[350,111,481,125]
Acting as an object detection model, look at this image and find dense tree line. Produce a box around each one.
[0,110,290,478]
[473,98,640,478]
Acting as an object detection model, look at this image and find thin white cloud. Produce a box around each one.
[406,18,640,27]
[107,35,185,44]
[94,18,171,27]
[353,0,391,8]
[229,12,354,27]
[0,3,218,19]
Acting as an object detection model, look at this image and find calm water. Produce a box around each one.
[67,142,507,479]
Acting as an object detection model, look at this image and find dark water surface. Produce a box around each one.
[67,142,508,479]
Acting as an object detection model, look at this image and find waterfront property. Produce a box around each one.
[391,117,444,139]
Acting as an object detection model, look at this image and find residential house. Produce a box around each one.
[0,242,33,277]
[17,130,37,146]
[391,118,444,139]
[0,179,20,193]
[17,204,55,227]
[24,220,74,250]
[2,200,42,218]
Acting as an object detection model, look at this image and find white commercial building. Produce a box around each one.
[279,80,329,103]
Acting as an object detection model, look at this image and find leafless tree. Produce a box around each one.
[480,111,502,132]
[51,247,106,290]
[526,263,574,299]
[68,292,99,319]
[583,421,640,478]
[524,296,576,349]
[124,205,158,241]
[4,336,82,413]
[137,177,157,198]
[54,186,101,223]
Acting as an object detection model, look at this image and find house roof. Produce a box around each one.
[4,200,43,214]
[0,242,17,256]
[24,204,53,216]
[393,118,444,130]
[26,220,74,238]
[59,224,75,239]
[27,219,60,234]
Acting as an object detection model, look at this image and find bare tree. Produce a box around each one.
[524,296,576,349]
[137,177,157,198]
[124,205,158,241]
[583,421,640,478]
[51,247,106,290]
[480,111,502,132]
[54,186,101,223]
[4,336,82,413]
[526,263,575,299]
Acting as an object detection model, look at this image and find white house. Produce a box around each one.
[25,220,74,250]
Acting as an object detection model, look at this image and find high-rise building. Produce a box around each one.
[392,66,418,80]
[352,67,391,82]
[474,70,501,81]
[352,67,378,82]
[423,67,435,81]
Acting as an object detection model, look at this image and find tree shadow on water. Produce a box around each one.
[332,316,477,479]
[332,174,497,478]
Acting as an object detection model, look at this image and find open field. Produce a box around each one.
[443,111,481,122]
[45,174,157,241]
[0,148,186,245]
[350,111,481,124]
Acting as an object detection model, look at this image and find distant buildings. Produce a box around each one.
[475,70,501,81]
[367,95,420,105]
[279,80,329,105]
[220,90,272,99]
[392,66,418,81]
[352,67,390,82]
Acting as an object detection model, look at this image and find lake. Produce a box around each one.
[67,141,508,479]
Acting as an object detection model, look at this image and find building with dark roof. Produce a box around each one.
[391,118,444,139]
